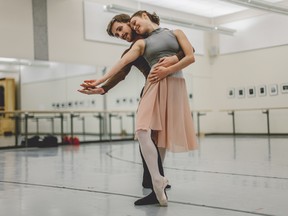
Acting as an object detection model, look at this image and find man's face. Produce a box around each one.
[111,21,134,42]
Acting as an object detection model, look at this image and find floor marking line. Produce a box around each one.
[106,152,288,181]
[0,180,276,216]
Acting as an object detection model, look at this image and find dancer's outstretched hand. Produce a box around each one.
[78,86,105,95]
[80,79,101,88]
[78,79,105,95]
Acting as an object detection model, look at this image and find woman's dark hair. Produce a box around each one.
[106,14,130,37]
[131,10,160,25]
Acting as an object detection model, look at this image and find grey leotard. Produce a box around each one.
[143,28,183,78]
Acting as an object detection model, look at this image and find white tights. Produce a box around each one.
[136,129,163,183]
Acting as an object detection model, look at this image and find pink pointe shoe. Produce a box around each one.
[153,177,168,206]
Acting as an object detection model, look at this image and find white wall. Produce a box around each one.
[199,45,288,134]
[0,0,34,59]
[20,62,100,110]
[220,13,288,54]
[193,13,288,135]
[47,0,129,66]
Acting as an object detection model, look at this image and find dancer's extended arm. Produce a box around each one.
[86,40,145,88]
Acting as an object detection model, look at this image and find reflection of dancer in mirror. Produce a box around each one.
[80,13,187,205]
[79,11,198,206]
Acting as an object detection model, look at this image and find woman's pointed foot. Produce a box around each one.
[153,177,168,206]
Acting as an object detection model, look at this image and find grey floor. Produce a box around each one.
[0,136,287,216]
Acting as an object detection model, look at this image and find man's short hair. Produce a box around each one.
[106,14,130,37]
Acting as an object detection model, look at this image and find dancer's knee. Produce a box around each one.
[136,129,148,140]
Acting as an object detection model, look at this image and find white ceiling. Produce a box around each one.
[130,0,288,18]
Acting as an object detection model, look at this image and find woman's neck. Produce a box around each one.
[147,23,159,34]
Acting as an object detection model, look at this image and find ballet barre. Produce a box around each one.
[192,109,212,136]
[0,110,137,147]
[220,107,288,135]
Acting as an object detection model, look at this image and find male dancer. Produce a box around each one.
[79,14,187,205]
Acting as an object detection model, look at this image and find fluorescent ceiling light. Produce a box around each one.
[103,4,236,35]
[0,57,32,66]
[0,57,50,67]
[221,0,288,15]
[0,57,18,63]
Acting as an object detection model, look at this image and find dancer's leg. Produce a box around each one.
[140,146,152,188]
[136,144,168,205]
[158,147,166,164]
[151,130,164,177]
[141,144,165,188]
[136,129,168,206]
[157,146,171,189]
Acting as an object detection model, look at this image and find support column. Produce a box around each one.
[32,0,49,60]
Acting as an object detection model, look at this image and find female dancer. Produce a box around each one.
[80,11,197,206]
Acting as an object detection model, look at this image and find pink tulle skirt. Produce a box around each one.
[136,76,198,153]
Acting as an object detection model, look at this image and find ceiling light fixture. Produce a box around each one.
[103,4,236,35]
[221,0,288,16]
[0,57,18,63]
